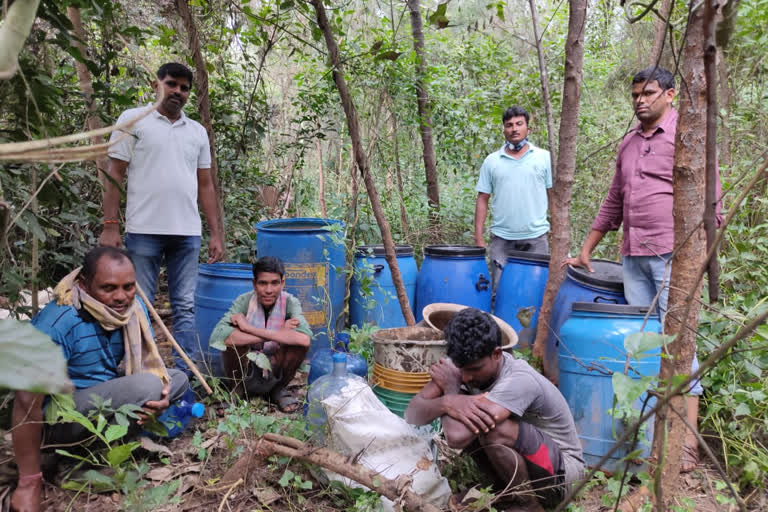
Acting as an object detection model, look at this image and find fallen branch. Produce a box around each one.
[217,478,243,512]
[224,433,442,512]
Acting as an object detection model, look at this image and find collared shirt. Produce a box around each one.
[592,109,722,256]
[476,142,552,241]
[31,297,152,390]
[108,106,211,236]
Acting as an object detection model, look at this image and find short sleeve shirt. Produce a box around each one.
[31,297,153,390]
[108,106,211,236]
[467,353,584,482]
[476,143,552,240]
[208,291,313,348]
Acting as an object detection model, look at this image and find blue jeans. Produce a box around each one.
[622,253,703,396]
[125,233,201,372]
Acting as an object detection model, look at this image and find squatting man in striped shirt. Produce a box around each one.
[10,247,189,512]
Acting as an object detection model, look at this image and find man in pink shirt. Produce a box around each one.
[566,66,719,472]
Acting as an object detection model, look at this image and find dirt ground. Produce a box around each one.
[1,294,764,511]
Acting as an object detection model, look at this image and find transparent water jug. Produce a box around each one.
[306,352,364,438]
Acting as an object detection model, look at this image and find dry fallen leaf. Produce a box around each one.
[146,466,175,482]
[416,456,432,471]
[253,486,282,506]
[140,435,173,456]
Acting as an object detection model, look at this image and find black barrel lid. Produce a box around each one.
[567,259,624,292]
[571,302,650,315]
[505,250,550,263]
[355,244,414,257]
[424,245,486,257]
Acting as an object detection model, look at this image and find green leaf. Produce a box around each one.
[278,469,294,487]
[374,51,402,61]
[82,469,118,492]
[247,351,272,371]
[106,442,140,468]
[624,332,672,357]
[733,402,751,417]
[612,373,653,406]
[428,2,450,28]
[0,319,73,394]
[55,449,96,464]
[105,424,128,443]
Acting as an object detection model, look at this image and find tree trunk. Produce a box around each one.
[715,0,740,170]
[651,2,709,501]
[650,0,674,66]
[66,6,109,195]
[389,101,410,236]
[406,0,440,238]
[176,0,225,246]
[704,0,720,302]
[531,0,588,382]
[316,138,327,217]
[310,0,416,327]
[528,0,558,179]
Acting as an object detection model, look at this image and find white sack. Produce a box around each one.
[321,378,451,511]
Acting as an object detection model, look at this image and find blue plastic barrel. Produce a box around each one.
[350,245,417,329]
[494,251,550,348]
[415,245,491,322]
[558,303,661,472]
[546,260,626,380]
[256,218,346,358]
[195,263,254,375]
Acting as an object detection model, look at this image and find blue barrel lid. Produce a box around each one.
[191,402,205,418]
[332,352,347,363]
[356,244,414,257]
[566,259,624,292]
[424,245,486,258]
[571,302,650,315]
[255,217,344,233]
[505,250,550,263]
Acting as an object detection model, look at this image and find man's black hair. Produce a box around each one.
[444,308,501,367]
[80,246,133,283]
[157,62,194,84]
[252,256,285,281]
[502,106,530,125]
[632,66,675,91]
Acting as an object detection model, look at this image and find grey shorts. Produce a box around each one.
[489,233,550,290]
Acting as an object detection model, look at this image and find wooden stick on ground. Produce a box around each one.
[135,285,213,395]
[222,433,442,512]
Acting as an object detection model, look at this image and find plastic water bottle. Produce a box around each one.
[148,389,205,438]
[308,333,368,385]
[306,352,364,437]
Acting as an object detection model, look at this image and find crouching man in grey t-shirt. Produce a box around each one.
[405,308,584,511]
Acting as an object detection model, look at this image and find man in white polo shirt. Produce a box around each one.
[100,62,223,372]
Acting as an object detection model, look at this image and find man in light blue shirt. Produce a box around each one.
[474,106,552,290]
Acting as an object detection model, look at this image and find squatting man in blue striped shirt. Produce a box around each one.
[10,246,189,512]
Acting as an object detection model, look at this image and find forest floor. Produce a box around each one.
[0,294,762,511]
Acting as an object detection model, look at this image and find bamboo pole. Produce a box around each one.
[134,285,213,395]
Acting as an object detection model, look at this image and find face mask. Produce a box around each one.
[506,138,528,152]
